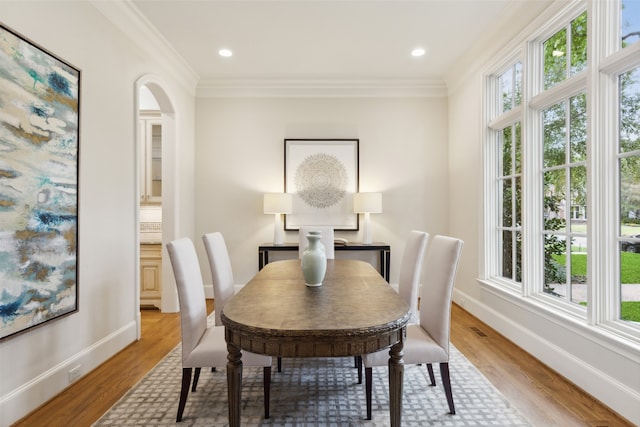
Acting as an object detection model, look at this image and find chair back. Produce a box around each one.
[166,238,208,363]
[298,226,335,259]
[418,235,463,354]
[202,232,236,326]
[398,230,429,322]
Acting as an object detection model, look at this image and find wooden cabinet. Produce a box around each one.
[139,112,162,204]
[140,244,162,309]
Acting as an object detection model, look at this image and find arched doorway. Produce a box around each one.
[135,76,179,338]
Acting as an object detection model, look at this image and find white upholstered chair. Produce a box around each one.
[201,232,237,327]
[397,230,430,324]
[356,230,429,383]
[362,235,463,419]
[298,226,335,259]
[167,237,272,422]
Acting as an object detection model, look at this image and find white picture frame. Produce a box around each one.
[284,139,359,231]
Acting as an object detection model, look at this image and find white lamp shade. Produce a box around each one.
[353,192,382,213]
[264,193,293,214]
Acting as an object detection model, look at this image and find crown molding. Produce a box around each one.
[196,78,448,98]
[89,0,199,96]
[90,1,447,99]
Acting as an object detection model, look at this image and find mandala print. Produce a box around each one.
[295,153,348,208]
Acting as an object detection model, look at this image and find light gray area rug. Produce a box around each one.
[93,343,530,426]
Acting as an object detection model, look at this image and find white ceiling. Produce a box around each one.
[130,0,529,87]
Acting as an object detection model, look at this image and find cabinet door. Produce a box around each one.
[147,120,162,203]
[144,119,162,203]
[139,116,162,204]
[138,119,146,203]
[140,244,162,309]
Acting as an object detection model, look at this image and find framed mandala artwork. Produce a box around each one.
[284,139,359,231]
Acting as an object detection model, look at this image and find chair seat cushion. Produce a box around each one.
[362,323,448,367]
[184,325,272,368]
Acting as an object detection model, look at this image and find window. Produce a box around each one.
[542,93,587,304]
[498,62,522,113]
[621,0,640,47]
[543,12,587,90]
[487,62,523,288]
[483,1,640,343]
[618,65,640,323]
[500,122,522,284]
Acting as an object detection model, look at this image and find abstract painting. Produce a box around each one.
[0,24,80,340]
[284,139,359,230]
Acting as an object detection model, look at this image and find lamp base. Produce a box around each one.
[362,212,373,245]
[273,213,284,245]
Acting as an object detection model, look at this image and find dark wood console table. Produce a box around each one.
[258,242,391,281]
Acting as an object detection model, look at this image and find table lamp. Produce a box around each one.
[353,192,382,245]
[264,193,293,245]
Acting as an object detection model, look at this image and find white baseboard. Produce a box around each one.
[0,321,137,426]
[452,289,640,426]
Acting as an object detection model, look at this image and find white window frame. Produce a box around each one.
[480,0,640,345]
[483,56,524,295]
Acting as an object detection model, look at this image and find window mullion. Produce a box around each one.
[482,75,498,281]
[566,21,573,79]
[523,41,544,298]
[588,0,619,326]
[512,126,518,282]
[530,71,587,110]
[489,105,522,130]
[564,98,573,302]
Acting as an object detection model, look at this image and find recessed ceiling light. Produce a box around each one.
[411,47,426,57]
[218,48,233,58]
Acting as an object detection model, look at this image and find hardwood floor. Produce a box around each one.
[10,302,207,427]
[449,304,633,427]
[12,302,633,427]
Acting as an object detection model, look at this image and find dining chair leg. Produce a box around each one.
[277,356,282,372]
[191,367,201,392]
[356,355,362,384]
[263,366,271,419]
[365,367,373,420]
[426,363,436,386]
[439,362,456,414]
[176,367,192,422]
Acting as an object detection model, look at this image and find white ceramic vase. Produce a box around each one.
[301,233,327,287]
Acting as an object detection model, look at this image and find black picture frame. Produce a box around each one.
[0,23,80,340]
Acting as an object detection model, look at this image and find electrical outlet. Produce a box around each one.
[68,365,82,383]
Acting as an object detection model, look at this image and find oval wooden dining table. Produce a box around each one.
[222,258,411,426]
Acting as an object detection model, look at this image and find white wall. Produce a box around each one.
[0,2,196,425]
[194,97,449,287]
